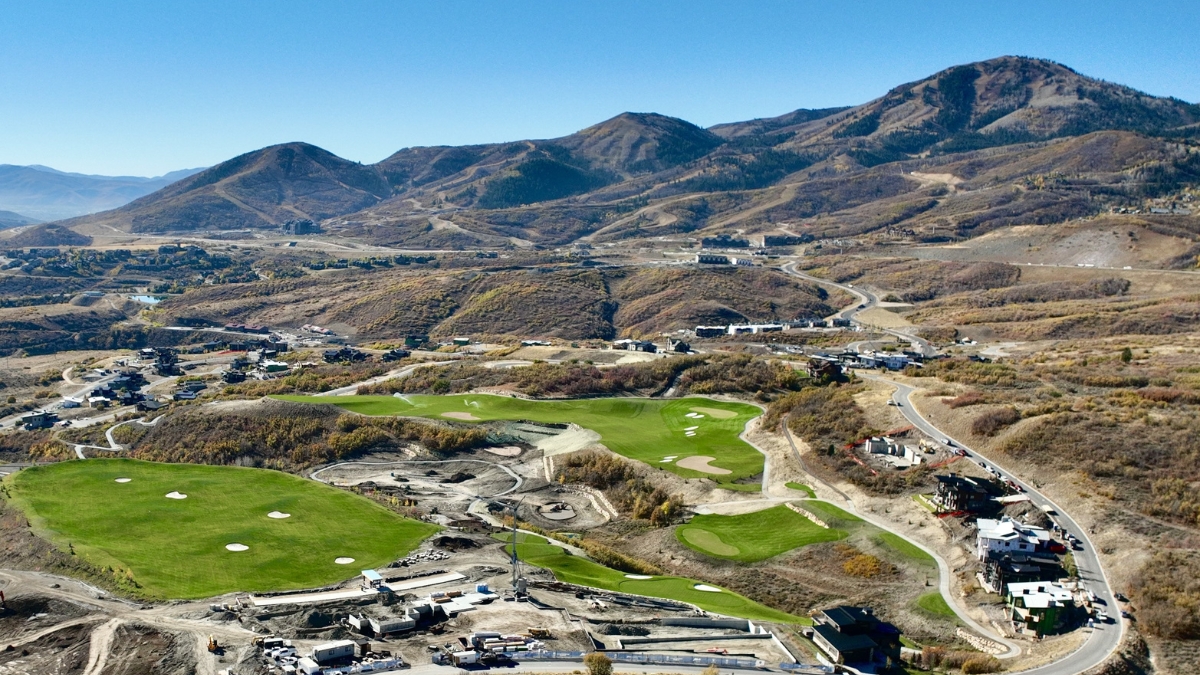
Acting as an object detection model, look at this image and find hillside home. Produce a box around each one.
[810,606,900,665]
[1006,581,1075,636]
[976,516,1051,561]
[933,473,992,513]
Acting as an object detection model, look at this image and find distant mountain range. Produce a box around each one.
[40,57,1200,248]
[0,164,205,222]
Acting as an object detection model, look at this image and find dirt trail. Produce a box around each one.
[5,615,102,649]
[82,618,122,675]
[706,183,799,230]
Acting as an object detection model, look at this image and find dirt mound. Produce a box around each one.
[442,471,476,484]
[433,535,480,551]
[598,623,651,636]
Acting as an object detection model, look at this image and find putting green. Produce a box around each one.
[7,459,439,599]
[497,533,804,623]
[675,504,847,562]
[277,394,764,487]
[681,528,740,556]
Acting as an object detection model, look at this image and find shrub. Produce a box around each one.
[962,655,1004,674]
[971,407,1021,436]
[946,391,986,408]
[584,652,612,675]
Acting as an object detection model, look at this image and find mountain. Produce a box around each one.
[56,56,1200,249]
[65,143,393,233]
[0,164,204,221]
[0,209,39,229]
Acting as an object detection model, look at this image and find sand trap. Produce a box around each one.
[690,406,737,419]
[165,491,187,499]
[483,445,522,457]
[441,411,480,421]
[625,574,653,579]
[225,543,248,552]
[685,412,700,418]
[267,511,291,519]
[685,431,696,437]
[694,584,722,592]
[659,455,677,463]
[675,456,732,475]
[334,557,355,565]
[684,426,698,431]
[114,478,131,483]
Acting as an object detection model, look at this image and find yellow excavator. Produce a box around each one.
[207,635,220,653]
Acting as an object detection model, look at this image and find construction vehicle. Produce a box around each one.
[528,628,551,639]
[207,635,220,653]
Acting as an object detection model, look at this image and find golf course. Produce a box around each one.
[7,459,439,599]
[676,504,847,562]
[276,394,764,488]
[497,532,804,623]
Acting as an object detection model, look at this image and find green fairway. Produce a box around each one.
[8,459,439,599]
[915,592,959,621]
[876,532,937,567]
[675,504,846,562]
[277,393,764,486]
[497,533,804,623]
[785,481,816,497]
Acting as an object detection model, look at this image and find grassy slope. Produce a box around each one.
[7,459,439,599]
[915,592,959,621]
[497,533,804,624]
[675,504,846,562]
[785,481,816,498]
[277,394,764,485]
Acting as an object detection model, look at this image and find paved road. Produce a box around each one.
[779,261,935,357]
[871,375,1125,675]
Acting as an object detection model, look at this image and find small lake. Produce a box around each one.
[129,295,163,304]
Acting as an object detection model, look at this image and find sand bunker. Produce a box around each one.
[625,574,653,580]
[267,511,291,519]
[684,426,698,431]
[114,478,131,483]
[334,557,355,565]
[685,431,696,437]
[690,406,736,419]
[694,584,722,592]
[165,491,187,499]
[225,543,248,552]
[659,455,677,463]
[675,456,732,475]
[483,445,522,457]
[441,411,480,421]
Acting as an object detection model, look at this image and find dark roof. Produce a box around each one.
[936,474,988,494]
[819,606,875,630]
[813,624,877,654]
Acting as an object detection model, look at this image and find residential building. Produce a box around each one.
[932,473,992,513]
[810,606,900,665]
[695,254,730,265]
[976,516,1051,560]
[983,552,1062,594]
[1006,581,1075,636]
[694,326,726,338]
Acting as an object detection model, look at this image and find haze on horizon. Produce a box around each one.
[2,0,1198,177]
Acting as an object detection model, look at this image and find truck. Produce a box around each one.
[450,651,479,666]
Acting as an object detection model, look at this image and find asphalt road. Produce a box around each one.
[872,375,1125,675]
[779,261,936,357]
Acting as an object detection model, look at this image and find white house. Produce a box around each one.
[976,516,1050,561]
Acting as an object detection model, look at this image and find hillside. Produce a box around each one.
[0,209,39,229]
[50,56,1200,255]
[63,143,392,234]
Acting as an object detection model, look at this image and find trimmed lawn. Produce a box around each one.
[8,459,439,599]
[876,532,937,567]
[675,504,846,562]
[278,394,764,487]
[797,500,863,528]
[785,482,816,498]
[915,591,959,622]
[496,533,805,624]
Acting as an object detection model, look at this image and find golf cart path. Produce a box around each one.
[313,360,457,397]
[69,416,162,458]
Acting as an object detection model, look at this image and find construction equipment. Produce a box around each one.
[528,628,551,639]
[207,635,220,653]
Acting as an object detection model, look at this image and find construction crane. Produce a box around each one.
[509,497,527,594]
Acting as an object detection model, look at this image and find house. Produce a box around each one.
[763,234,811,247]
[807,357,843,381]
[983,552,1062,594]
[863,436,922,467]
[695,254,730,265]
[976,516,1051,561]
[810,606,900,665]
[20,410,58,430]
[701,234,750,248]
[933,473,992,513]
[137,400,166,412]
[694,326,726,338]
[222,370,246,384]
[1006,581,1076,636]
[729,257,754,266]
[667,339,691,353]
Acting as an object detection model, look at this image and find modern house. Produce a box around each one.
[976,516,1051,561]
[932,473,992,513]
[983,552,1062,594]
[810,606,900,665]
[1006,581,1076,636]
[695,254,730,265]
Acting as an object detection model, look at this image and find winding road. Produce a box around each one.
[868,375,1125,675]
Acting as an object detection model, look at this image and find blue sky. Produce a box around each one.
[2,1,1197,176]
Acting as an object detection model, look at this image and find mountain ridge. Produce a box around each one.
[45,56,1200,246]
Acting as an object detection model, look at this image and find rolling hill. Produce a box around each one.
[51,56,1200,252]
